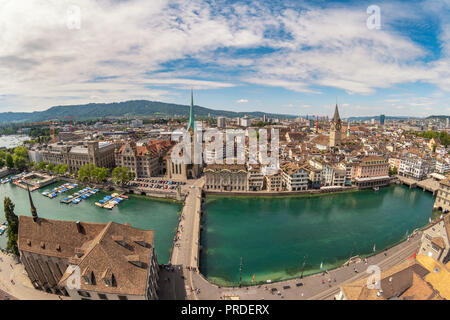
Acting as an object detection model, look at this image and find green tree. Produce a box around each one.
[94,167,110,183]
[14,146,28,159]
[4,197,19,256]
[46,163,54,173]
[78,164,96,182]
[13,155,27,171]
[112,167,135,185]
[0,158,4,168]
[5,153,14,169]
[59,164,69,175]
[37,161,47,170]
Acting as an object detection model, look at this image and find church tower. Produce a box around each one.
[329,104,342,148]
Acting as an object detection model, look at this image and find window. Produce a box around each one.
[118,295,128,300]
[98,293,108,300]
[78,290,91,298]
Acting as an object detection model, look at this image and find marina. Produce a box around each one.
[95,193,129,209]
[0,180,180,263]
[60,187,100,204]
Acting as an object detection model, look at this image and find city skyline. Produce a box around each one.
[0,0,449,117]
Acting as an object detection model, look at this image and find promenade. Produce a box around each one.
[187,233,421,300]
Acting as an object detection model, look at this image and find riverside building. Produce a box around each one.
[18,188,160,300]
[41,141,115,172]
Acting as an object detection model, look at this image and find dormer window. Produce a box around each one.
[132,236,150,248]
[56,244,61,252]
[112,235,126,246]
[75,247,85,258]
[102,268,116,287]
[126,255,146,268]
[26,239,31,246]
[40,242,45,249]
[82,267,95,285]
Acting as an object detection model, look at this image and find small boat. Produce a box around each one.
[95,202,103,207]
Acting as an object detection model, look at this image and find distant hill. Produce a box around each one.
[346,116,413,121]
[426,115,450,120]
[0,100,296,124]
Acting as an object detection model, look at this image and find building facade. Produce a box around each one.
[42,141,115,172]
[204,164,248,191]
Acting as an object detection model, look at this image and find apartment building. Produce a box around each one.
[399,154,431,180]
[204,164,248,191]
[281,163,308,191]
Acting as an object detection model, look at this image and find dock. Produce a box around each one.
[60,187,99,204]
[95,193,128,209]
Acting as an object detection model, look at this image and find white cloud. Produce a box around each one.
[236,99,248,103]
[0,0,449,112]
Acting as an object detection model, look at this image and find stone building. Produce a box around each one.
[247,165,264,191]
[265,172,282,192]
[418,215,450,264]
[351,156,390,189]
[41,141,115,172]
[18,189,159,299]
[329,104,342,148]
[281,163,308,191]
[336,255,449,300]
[433,178,450,213]
[204,164,248,191]
[166,90,202,180]
[115,140,172,178]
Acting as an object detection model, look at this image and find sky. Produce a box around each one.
[0,0,449,117]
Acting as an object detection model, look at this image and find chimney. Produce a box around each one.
[76,221,82,233]
[27,185,38,222]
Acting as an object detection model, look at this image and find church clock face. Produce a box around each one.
[336,122,342,130]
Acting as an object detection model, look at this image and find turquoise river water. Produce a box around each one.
[200,185,434,286]
[0,181,181,263]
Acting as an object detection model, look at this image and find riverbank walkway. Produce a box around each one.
[185,232,422,300]
[163,177,425,300]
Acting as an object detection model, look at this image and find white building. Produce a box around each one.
[281,164,308,191]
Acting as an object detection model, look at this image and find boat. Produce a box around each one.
[95,202,103,207]
[373,187,379,191]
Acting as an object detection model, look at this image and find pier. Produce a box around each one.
[59,188,97,204]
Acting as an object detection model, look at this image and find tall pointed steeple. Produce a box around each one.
[332,104,341,123]
[187,88,195,132]
[27,184,38,222]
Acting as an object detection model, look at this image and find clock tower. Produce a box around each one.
[329,104,342,148]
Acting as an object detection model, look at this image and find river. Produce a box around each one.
[0,181,181,263]
[200,185,434,286]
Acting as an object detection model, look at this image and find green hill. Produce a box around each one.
[0,100,295,124]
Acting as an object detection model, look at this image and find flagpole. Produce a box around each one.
[300,254,308,279]
[239,257,243,288]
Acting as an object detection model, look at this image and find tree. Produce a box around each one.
[94,167,110,183]
[14,146,28,159]
[46,163,54,173]
[37,161,47,171]
[5,153,14,169]
[54,164,62,175]
[112,167,135,185]
[0,158,4,168]
[4,197,19,256]
[13,155,27,171]
[78,164,96,182]
[59,164,69,175]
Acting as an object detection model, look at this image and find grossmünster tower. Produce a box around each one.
[329,104,342,148]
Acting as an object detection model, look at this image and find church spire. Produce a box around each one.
[332,103,341,123]
[347,121,350,137]
[27,184,38,222]
[187,88,195,132]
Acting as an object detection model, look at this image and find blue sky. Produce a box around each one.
[0,0,449,117]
